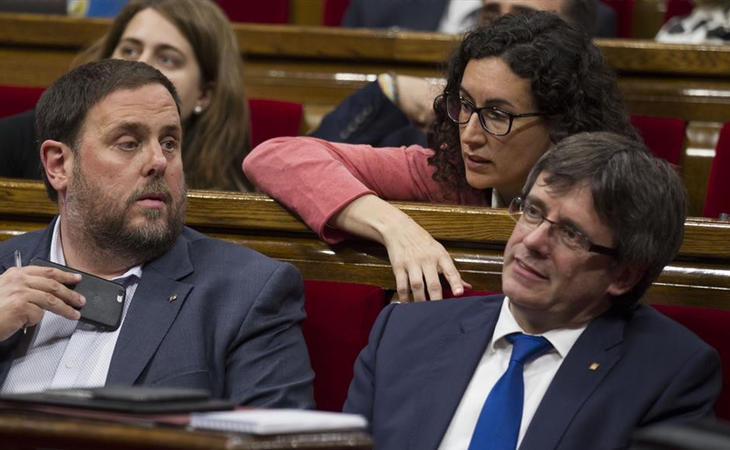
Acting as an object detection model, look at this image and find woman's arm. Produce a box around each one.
[242,137,468,300]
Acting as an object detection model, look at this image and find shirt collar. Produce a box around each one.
[492,296,587,358]
[50,218,143,282]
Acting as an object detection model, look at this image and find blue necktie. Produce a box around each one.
[468,333,552,450]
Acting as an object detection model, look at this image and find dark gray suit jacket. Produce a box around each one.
[344,295,721,449]
[0,221,314,408]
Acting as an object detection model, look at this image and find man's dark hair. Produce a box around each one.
[521,131,687,309]
[427,10,637,196]
[36,59,181,201]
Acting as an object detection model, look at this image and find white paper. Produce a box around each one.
[190,408,368,434]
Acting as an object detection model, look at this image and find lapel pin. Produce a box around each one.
[168,295,177,303]
[589,362,600,371]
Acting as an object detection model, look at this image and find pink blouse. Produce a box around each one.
[243,137,488,242]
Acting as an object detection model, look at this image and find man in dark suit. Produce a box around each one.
[0,59,314,408]
[344,132,722,449]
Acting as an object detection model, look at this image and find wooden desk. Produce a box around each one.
[1,179,728,309]
[1,13,728,215]
[0,410,371,449]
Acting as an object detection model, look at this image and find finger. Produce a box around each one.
[25,273,86,309]
[422,264,443,301]
[33,291,81,321]
[393,265,411,303]
[407,265,426,302]
[26,266,83,287]
[439,257,465,297]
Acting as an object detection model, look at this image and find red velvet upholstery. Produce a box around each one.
[703,122,730,219]
[652,304,730,421]
[248,98,303,148]
[302,280,387,411]
[322,0,351,26]
[213,0,289,23]
[664,0,694,23]
[0,85,45,119]
[630,115,686,166]
[600,0,635,38]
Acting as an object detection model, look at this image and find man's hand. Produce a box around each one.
[0,265,85,341]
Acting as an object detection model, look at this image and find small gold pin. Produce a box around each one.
[589,362,600,371]
[168,295,177,303]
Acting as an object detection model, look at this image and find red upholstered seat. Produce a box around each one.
[248,98,303,148]
[652,304,730,421]
[302,280,387,411]
[703,122,730,219]
[600,0,635,38]
[630,115,686,166]
[0,85,45,119]
[664,0,694,23]
[213,0,289,23]
[323,0,351,26]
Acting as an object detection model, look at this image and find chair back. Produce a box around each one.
[630,115,686,166]
[302,280,387,411]
[703,122,730,219]
[248,98,303,148]
[653,304,730,421]
[0,85,44,119]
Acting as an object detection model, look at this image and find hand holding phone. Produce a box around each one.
[0,256,85,340]
[30,257,125,331]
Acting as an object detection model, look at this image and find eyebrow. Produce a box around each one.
[458,86,516,109]
[117,37,185,57]
[524,194,592,237]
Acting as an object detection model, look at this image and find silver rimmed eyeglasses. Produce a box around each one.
[508,197,617,256]
[442,93,545,136]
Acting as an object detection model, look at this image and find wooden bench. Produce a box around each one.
[1,179,728,308]
[1,13,729,215]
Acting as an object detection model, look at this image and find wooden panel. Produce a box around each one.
[2,179,728,309]
[1,13,729,219]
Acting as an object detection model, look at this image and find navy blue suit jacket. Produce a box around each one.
[344,295,721,449]
[0,222,314,408]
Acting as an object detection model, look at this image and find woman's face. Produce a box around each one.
[458,57,552,203]
[111,8,211,120]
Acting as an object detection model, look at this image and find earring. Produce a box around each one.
[194,105,203,114]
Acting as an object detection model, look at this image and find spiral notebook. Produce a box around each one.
[190,408,367,434]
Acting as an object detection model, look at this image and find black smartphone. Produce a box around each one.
[30,257,125,331]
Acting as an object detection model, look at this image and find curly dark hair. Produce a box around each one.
[427,10,637,195]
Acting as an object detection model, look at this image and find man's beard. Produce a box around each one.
[65,163,187,265]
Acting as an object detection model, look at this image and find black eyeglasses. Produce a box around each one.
[442,93,545,136]
[508,197,617,256]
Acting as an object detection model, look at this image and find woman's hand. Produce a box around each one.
[334,195,469,301]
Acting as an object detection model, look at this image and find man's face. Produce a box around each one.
[64,84,186,262]
[482,0,562,17]
[501,172,629,333]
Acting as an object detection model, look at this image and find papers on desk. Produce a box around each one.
[190,408,368,434]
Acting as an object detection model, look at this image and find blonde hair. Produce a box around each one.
[74,0,252,191]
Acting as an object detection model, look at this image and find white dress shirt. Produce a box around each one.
[438,0,483,33]
[1,219,141,393]
[438,297,587,449]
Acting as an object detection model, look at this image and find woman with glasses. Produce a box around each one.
[243,11,637,302]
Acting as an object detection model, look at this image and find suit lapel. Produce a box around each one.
[410,298,502,450]
[519,312,626,450]
[106,233,194,385]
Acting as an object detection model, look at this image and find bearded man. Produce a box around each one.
[0,59,314,408]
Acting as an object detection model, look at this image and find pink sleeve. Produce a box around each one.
[243,137,453,243]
